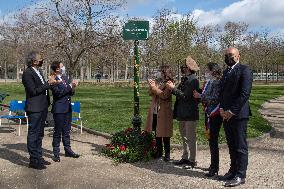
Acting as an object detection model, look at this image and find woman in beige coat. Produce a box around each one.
[145,66,173,162]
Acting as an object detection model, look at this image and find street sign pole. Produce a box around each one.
[132,40,142,131]
[122,20,149,131]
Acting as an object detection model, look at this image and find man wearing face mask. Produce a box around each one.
[50,61,79,162]
[22,51,60,170]
[219,47,253,187]
[166,56,200,168]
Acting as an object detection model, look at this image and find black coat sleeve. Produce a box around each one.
[22,70,50,97]
[172,79,199,101]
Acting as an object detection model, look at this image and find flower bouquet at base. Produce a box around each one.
[102,127,156,163]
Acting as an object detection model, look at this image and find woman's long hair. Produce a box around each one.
[160,65,174,83]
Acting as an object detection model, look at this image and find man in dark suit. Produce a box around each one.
[22,51,59,170]
[50,61,80,162]
[219,47,253,187]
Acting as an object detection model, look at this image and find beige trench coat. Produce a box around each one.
[144,83,173,137]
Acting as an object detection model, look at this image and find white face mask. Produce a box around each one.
[60,66,66,75]
[155,71,161,79]
[204,72,213,81]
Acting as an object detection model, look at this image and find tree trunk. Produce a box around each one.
[108,67,111,82]
[80,66,84,82]
[265,63,268,84]
[116,61,119,80]
[4,59,7,80]
[111,64,114,82]
[276,62,279,82]
[48,64,51,76]
[44,61,48,79]
[124,62,128,80]
[89,62,92,79]
[16,61,19,82]
[86,65,90,80]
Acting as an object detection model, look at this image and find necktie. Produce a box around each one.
[224,67,232,80]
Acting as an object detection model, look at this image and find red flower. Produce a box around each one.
[119,145,126,151]
[125,127,133,134]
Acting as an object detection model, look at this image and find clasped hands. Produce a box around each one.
[147,79,175,90]
[220,108,234,121]
[48,75,61,85]
[48,75,79,88]
[71,80,79,88]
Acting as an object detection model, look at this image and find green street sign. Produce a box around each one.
[123,21,149,40]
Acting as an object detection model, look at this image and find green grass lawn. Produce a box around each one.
[0,83,283,144]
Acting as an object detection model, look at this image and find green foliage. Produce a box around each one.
[102,127,156,163]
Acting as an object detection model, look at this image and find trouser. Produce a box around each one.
[207,114,222,171]
[27,109,48,163]
[223,118,248,178]
[156,137,170,158]
[52,112,72,156]
[152,114,171,158]
[179,121,197,162]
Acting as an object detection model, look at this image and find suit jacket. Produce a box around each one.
[51,75,75,114]
[172,74,200,121]
[220,63,253,119]
[22,67,50,112]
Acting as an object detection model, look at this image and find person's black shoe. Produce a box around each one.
[174,159,190,165]
[205,169,218,177]
[225,176,245,187]
[65,151,80,158]
[29,162,46,170]
[154,152,162,159]
[220,172,235,181]
[52,155,60,162]
[163,156,170,162]
[40,158,51,165]
[183,161,197,169]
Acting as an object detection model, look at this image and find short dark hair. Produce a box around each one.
[207,62,221,78]
[26,51,40,67]
[51,61,61,72]
[189,69,196,74]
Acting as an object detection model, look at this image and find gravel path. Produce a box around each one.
[0,97,284,189]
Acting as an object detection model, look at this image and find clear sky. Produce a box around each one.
[1,0,284,34]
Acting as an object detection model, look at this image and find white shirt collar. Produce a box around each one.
[230,61,239,70]
[32,66,39,72]
[56,74,63,80]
